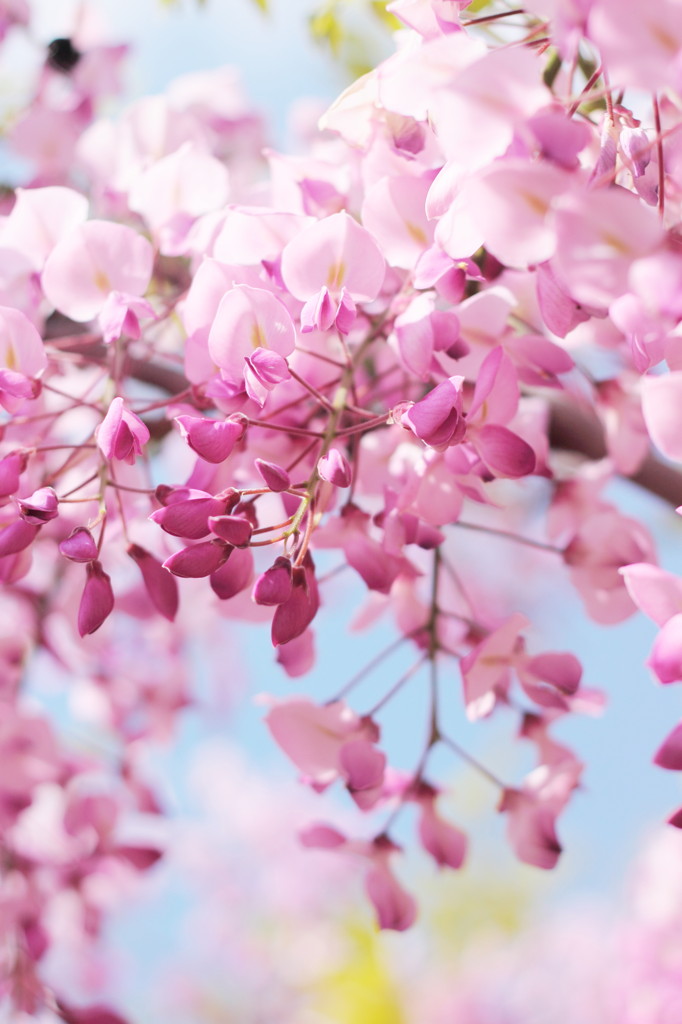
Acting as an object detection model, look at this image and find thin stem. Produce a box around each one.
[438,733,506,789]
[455,519,564,555]
[245,418,324,439]
[567,63,603,117]
[366,654,428,717]
[332,630,418,702]
[462,7,526,26]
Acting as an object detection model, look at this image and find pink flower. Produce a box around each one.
[96,397,150,465]
[264,696,379,790]
[400,376,466,451]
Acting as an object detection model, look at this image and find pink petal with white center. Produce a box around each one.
[280,210,385,303]
[207,284,295,391]
[641,373,682,462]
[620,563,682,626]
[128,142,229,253]
[0,186,88,270]
[430,45,550,170]
[0,305,47,379]
[654,722,682,770]
[648,613,682,684]
[42,221,154,322]
[460,160,570,269]
[588,0,682,93]
[361,174,434,269]
[553,187,664,309]
[213,208,310,265]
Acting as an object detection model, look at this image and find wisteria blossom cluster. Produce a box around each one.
[3,0,682,1016]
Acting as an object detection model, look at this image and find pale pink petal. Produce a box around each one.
[641,373,682,462]
[620,563,682,626]
[42,221,154,322]
[281,210,385,303]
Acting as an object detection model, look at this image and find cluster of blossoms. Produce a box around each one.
[4,0,682,1016]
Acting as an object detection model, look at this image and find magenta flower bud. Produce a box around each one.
[271,560,319,646]
[175,414,245,464]
[210,546,254,600]
[0,516,39,557]
[150,492,228,540]
[162,539,231,578]
[400,376,467,451]
[59,526,98,562]
[18,486,59,524]
[245,348,290,387]
[78,560,115,637]
[96,396,150,465]
[252,556,292,606]
[255,458,290,492]
[208,514,253,547]
[0,452,27,499]
[127,543,179,621]
[318,448,352,488]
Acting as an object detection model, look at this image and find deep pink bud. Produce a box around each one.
[175,414,245,464]
[163,540,231,578]
[78,560,115,636]
[208,514,253,547]
[127,543,179,621]
[18,486,59,524]
[96,396,150,465]
[255,458,291,492]
[150,492,229,539]
[252,556,292,605]
[654,722,682,770]
[59,526,98,562]
[0,516,39,557]
[57,1003,131,1024]
[271,560,320,646]
[0,452,27,499]
[318,448,352,487]
[209,546,254,600]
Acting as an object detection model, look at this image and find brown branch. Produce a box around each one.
[549,397,682,507]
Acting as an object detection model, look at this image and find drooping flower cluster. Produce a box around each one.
[3,0,682,1016]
